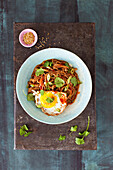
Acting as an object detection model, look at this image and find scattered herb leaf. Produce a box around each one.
[46,97,54,103]
[55,77,65,88]
[79,131,90,137]
[35,68,44,76]
[19,129,26,136]
[75,116,90,145]
[70,125,77,132]
[59,135,66,141]
[24,132,32,137]
[27,93,35,101]
[75,137,85,145]
[40,90,44,96]
[19,125,32,137]
[71,77,78,86]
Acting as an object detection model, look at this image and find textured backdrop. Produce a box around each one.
[0,0,113,169]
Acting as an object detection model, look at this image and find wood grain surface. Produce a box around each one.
[0,0,113,169]
[14,23,96,150]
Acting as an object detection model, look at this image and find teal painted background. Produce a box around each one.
[0,0,113,169]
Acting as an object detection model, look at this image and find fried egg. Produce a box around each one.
[32,90,67,116]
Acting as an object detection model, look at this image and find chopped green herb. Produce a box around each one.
[55,77,65,88]
[79,131,90,137]
[49,62,53,67]
[47,74,50,81]
[71,68,74,74]
[71,77,78,86]
[48,82,53,85]
[40,90,44,96]
[30,84,34,87]
[65,62,69,67]
[75,116,90,145]
[75,137,85,145]
[19,129,26,136]
[56,108,61,112]
[70,125,77,132]
[26,84,29,88]
[68,68,71,73]
[64,85,69,91]
[44,61,50,67]
[59,135,66,141]
[23,90,27,97]
[24,132,32,137]
[77,80,82,84]
[35,68,44,76]
[36,104,42,108]
[21,125,28,131]
[44,61,53,67]
[27,93,35,101]
[19,125,32,137]
[46,97,54,103]
[67,76,72,84]
[58,93,63,98]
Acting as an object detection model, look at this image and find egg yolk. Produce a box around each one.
[40,92,57,108]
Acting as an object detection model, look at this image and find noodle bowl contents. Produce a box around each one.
[27,59,81,116]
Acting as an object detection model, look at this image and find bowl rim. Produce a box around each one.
[16,48,92,125]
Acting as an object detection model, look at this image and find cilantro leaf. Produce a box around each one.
[71,77,78,86]
[19,125,32,137]
[70,125,77,132]
[36,104,42,108]
[46,97,54,103]
[77,80,82,84]
[49,62,53,67]
[19,129,26,136]
[27,93,35,101]
[55,77,65,88]
[22,125,28,131]
[30,84,34,87]
[40,90,44,96]
[35,68,44,76]
[59,135,66,141]
[65,62,69,67]
[24,132,32,137]
[79,131,90,137]
[75,137,85,145]
[44,61,53,67]
[44,61,50,67]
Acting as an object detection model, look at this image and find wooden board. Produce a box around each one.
[14,23,96,150]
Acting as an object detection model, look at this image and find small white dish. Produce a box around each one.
[19,28,38,48]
